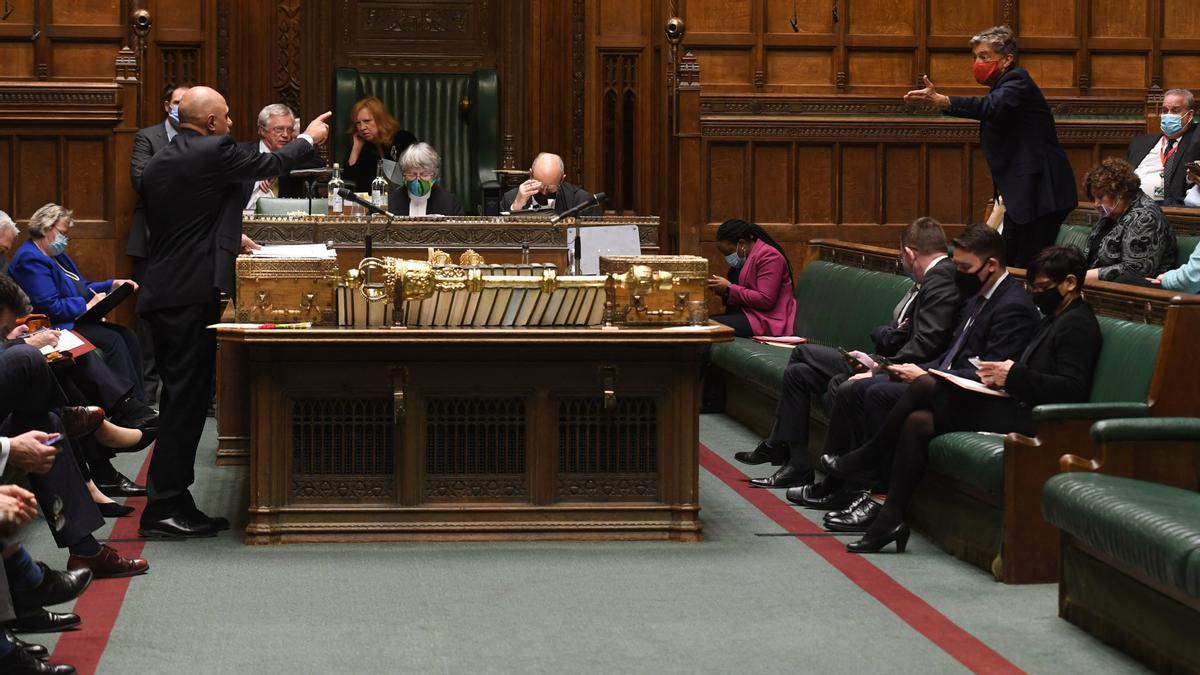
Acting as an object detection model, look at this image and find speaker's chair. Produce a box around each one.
[332,68,499,215]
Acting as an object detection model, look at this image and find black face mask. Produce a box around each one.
[954,261,989,296]
[1029,285,1063,316]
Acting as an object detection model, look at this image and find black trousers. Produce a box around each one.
[712,313,753,338]
[1003,208,1074,270]
[771,344,853,467]
[74,321,147,404]
[821,374,908,459]
[141,299,221,520]
[131,256,160,403]
[0,345,104,549]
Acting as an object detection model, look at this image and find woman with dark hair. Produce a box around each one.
[818,246,1101,553]
[707,219,796,338]
[344,95,418,191]
[1082,157,1178,283]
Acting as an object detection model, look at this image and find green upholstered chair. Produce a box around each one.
[256,197,328,216]
[332,68,500,214]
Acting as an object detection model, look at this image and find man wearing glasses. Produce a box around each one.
[503,152,601,217]
[242,103,325,210]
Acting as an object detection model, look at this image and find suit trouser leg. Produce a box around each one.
[1003,208,1073,269]
[771,344,852,467]
[132,256,160,403]
[0,345,66,416]
[142,300,220,520]
[73,323,146,404]
[822,374,892,458]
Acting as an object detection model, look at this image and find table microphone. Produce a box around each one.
[336,187,397,219]
[549,192,607,225]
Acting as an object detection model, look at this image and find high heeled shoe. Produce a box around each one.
[846,522,910,554]
[96,501,135,518]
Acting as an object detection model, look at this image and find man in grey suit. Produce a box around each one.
[126,83,190,414]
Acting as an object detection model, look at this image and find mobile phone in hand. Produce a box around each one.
[968,356,982,369]
[838,347,871,372]
[46,433,63,446]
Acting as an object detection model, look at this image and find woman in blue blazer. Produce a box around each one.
[9,203,147,403]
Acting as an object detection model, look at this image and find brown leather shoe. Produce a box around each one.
[66,545,148,579]
[60,406,105,439]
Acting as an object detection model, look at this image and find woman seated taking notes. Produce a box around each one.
[819,246,1101,553]
[706,219,796,338]
[9,203,147,403]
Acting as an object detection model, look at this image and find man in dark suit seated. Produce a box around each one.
[503,152,600,216]
[800,224,1041,507]
[136,86,330,539]
[736,217,963,491]
[1127,88,1200,206]
[242,103,326,210]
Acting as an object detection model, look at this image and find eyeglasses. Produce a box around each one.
[402,171,436,180]
[262,126,294,135]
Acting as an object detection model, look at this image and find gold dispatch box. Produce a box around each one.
[599,255,709,326]
[234,255,339,324]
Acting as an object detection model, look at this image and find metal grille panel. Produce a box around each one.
[558,398,657,474]
[425,398,527,475]
[292,397,394,475]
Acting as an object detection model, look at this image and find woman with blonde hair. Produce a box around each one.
[344,95,417,191]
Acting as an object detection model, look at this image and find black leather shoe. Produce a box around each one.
[824,490,873,520]
[138,514,218,539]
[800,484,860,510]
[190,509,230,532]
[4,627,48,660]
[110,396,158,430]
[748,464,813,489]
[0,645,74,673]
[61,406,105,439]
[847,522,910,554]
[733,441,788,466]
[11,565,92,613]
[784,484,812,506]
[818,453,875,482]
[824,496,881,533]
[96,501,135,518]
[96,473,147,498]
[5,610,81,634]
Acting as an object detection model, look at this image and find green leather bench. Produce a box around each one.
[1057,223,1200,269]
[910,316,1162,582]
[1042,417,1200,674]
[709,259,913,439]
[332,67,500,214]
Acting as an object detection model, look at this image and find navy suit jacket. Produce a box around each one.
[137,130,314,313]
[128,121,173,258]
[921,273,1041,380]
[946,67,1078,224]
[8,239,112,329]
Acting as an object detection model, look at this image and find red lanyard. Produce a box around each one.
[1161,138,1178,166]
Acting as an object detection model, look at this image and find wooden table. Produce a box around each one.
[217,324,732,543]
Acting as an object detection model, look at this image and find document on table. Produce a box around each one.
[250,244,335,258]
[38,329,85,355]
[929,369,1010,398]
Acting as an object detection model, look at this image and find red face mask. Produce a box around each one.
[973,60,1003,87]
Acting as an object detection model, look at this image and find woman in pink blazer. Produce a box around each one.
[708,219,796,337]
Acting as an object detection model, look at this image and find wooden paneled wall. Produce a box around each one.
[673,0,1197,273]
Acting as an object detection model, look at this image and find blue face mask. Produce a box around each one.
[48,232,69,256]
[1161,113,1184,138]
[169,104,180,124]
[407,177,437,198]
[724,252,744,268]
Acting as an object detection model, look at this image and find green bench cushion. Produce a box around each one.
[1089,316,1160,403]
[928,432,1006,496]
[710,339,791,398]
[791,261,913,350]
[1043,472,1200,598]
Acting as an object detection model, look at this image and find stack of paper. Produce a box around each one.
[250,244,335,259]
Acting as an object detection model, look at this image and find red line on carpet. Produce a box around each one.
[50,448,154,675]
[699,444,1025,675]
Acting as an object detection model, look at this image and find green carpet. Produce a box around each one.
[15,415,1147,674]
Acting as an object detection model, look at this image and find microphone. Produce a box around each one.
[549,192,606,225]
[337,187,396,219]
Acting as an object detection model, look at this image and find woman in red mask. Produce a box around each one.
[904,26,1077,269]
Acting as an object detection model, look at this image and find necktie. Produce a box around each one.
[892,285,919,324]
[1164,138,1182,186]
[937,296,985,370]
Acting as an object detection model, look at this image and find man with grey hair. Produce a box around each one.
[0,211,17,267]
[386,142,465,216]
[242,103,325,209]
[904,25,1076,268]
[502,152,601,217]
[1128,88,1200,205]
